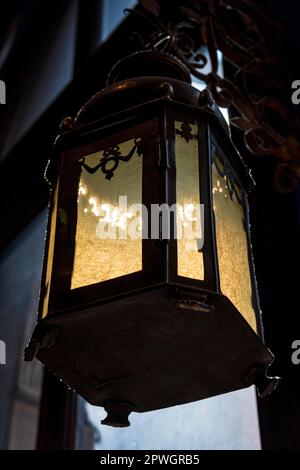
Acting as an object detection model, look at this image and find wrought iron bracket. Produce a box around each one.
[132,0,300,192]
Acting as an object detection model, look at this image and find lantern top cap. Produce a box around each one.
[74,75,199,126]
[107,50,192,85]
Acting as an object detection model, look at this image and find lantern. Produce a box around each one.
[25,51,279,427]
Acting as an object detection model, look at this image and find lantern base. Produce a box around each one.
[26,286,274,421]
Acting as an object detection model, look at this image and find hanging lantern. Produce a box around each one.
[25,51,279,427]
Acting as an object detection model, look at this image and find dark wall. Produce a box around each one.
[0,212,46,449]
[245,0,300,450]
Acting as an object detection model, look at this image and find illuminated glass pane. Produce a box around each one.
[212,157,257,331]
[71,138,143,289]
[42,178,59,318]
[175,122,204,280]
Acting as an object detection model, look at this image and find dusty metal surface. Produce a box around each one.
[32,287,273,417]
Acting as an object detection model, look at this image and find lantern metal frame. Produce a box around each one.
[40,78,259,317]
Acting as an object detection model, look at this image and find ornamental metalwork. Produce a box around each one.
[79,137,143,180]
[131,0,300,192]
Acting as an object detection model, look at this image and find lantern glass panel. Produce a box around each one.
[212,154,256,332]
[175,121,204,281]
[42,178,60,318]
[71,138,143,289]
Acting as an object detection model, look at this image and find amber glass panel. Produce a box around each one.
[71,138,142,289]
[175,122,204,280]
[212,157,257,331]
[42,178,59,318]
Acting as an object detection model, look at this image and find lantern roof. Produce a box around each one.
[50,49,255,193]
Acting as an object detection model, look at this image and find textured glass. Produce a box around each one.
[175,122,204,280]
[42,179,59,318]
[71,138,142,289]
[212,158,256,331]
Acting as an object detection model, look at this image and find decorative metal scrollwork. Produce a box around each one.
[79,138,143,180]
[175,121,197,142]
[130,0,300,192]
[213,152,243,204]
